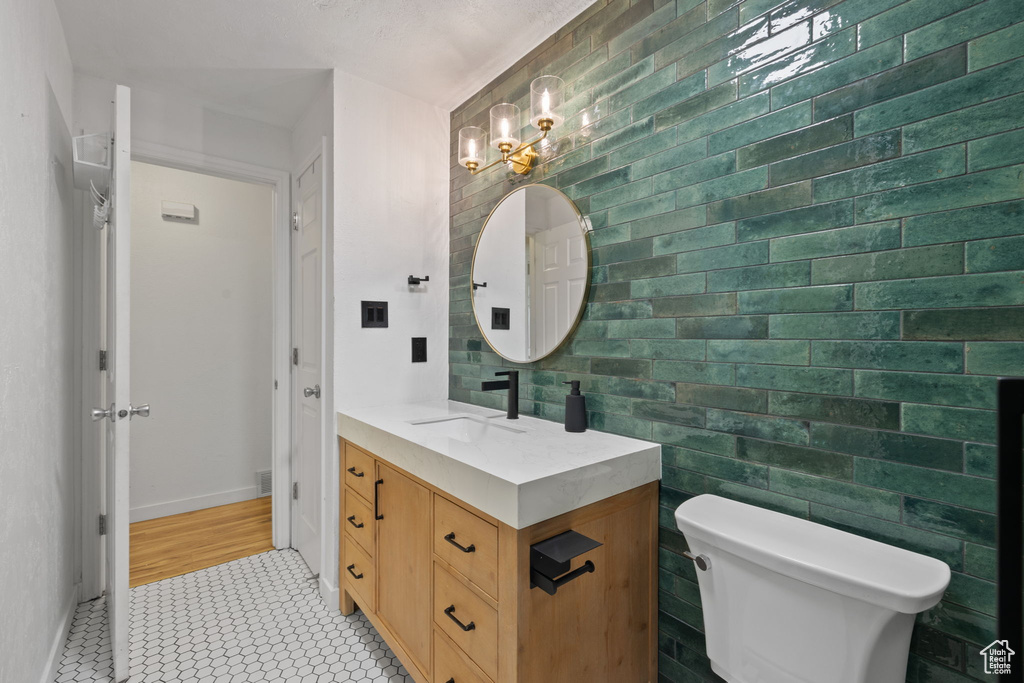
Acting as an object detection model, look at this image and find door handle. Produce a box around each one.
[90,404,114,421]
[374,479,384,520]
[303,384,321,399]
[128,403,150,420]
[443,605,475,632]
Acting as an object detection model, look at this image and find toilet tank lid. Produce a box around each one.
[675,495,951,614]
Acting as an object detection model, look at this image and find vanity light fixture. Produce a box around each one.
[457,75,564,176]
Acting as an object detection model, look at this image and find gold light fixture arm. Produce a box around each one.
[468,128,550,176]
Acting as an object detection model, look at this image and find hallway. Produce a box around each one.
[130,498,274,587]
[57,550,409,682]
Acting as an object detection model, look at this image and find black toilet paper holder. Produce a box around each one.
[529,529,602,596]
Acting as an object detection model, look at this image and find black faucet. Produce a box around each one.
[481,370,519,419]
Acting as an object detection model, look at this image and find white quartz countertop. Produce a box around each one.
[337,400,661,529]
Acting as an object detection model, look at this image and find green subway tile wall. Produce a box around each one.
[447,0,1023,680]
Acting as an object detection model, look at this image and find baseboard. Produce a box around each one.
[319,576,339,613]
[40,583,79,683]
[130,486,259,523]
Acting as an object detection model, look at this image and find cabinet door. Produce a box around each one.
[376,461,432,675]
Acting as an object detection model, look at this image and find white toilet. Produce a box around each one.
[674,495,951,683]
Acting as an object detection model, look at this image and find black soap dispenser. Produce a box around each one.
[563,380,587,433]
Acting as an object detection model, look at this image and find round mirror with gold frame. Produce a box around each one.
[470,184,591,363]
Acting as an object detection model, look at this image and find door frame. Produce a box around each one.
[80,142,294,595]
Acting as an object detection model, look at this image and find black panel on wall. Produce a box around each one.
[360,301,388,328]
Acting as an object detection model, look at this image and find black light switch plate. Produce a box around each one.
[492,307,510,330]
[361,301,388,328]
[412,337,427,363]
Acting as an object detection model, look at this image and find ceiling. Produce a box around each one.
[54,0,596,128]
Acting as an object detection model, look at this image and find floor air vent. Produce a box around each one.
[256,469,272,497]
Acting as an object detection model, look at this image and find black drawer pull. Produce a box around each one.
[443,605,475,632]
[347,466,365,478]
[446,679,454,683]
[346,564,363,580]
[346,515,364,529]
[444,532,476,553]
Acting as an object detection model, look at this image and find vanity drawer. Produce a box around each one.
[434,629,491,683]
[434,496,498,599]
[433,564,497,680]
[344,489,374,557]
[344,442,375,503]
[343,537,375,613]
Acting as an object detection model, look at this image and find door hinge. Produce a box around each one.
[98,514,107,536]
[292,212,300,231]
[292,482,299,500]
[99,350,107,372]
[292,348,299,366]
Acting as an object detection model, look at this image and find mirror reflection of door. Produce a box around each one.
[528,198,587,358]
[471,184,589,363]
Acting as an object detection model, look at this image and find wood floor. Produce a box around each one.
[129,497,274,587]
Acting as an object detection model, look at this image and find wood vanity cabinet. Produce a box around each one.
[339,437,658,683]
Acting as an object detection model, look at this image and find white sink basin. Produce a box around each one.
[408,414,525,443]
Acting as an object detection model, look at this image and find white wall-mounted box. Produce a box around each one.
[161,200,197,221]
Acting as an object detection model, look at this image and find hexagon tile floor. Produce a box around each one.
[56,549,412,682]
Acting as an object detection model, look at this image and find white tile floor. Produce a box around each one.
[57,549,412,682]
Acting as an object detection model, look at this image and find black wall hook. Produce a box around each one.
[408,275,430,285]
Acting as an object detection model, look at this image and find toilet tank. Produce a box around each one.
[675,495,950,683]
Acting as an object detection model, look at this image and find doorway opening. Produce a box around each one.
[127,161,278,586]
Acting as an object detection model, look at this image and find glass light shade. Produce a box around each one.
[489,103,521,151]
[530,75,565,130]
[458,127,486,168]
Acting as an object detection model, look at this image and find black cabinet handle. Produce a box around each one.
[346,564,363,580]
[443,605,475,632]
[347,466,365,478]
[374,479,384,520]
[444,532,475,553]
[346,515,364,529]
[445,679,454,683]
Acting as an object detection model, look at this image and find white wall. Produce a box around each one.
[128,162,274,521]
[333,71,450,410]
[0,0,80,681]
[292,81,334,172]
[323,70,448,610]
[75,74,292,172]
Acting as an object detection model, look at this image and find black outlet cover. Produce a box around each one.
[492,307,510,330]
[361,301,388,328]
[412,337,427,363]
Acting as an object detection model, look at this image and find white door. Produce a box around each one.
[531,221,587,357]
[292,145,325,573]
[99,84,133,683]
